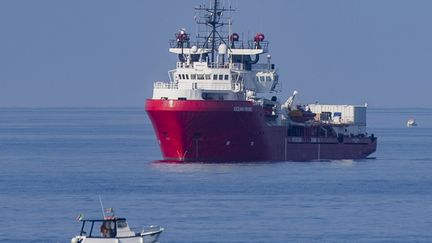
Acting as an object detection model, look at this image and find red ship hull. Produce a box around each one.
[145,99,377,162]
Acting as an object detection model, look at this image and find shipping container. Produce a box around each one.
[308,104,367,125]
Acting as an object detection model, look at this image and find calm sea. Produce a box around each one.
[0,107,431,242]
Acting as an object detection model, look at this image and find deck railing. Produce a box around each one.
[169,40,269,53]
[154,81,178,89]
[176,62,244,70]
[251,63,274,71]
[175,61,276,72]
[153,81,242,92]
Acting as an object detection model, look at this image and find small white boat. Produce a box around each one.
[407,118,417,127]
[71,217,163,243]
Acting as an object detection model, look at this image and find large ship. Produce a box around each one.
[145,0,377,162]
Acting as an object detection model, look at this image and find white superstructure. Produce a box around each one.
[308,104,367,125]
[308,104,368,136]
[151,4,280,102]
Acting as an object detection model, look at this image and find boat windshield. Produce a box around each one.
[79,219,118,238]
[117,219,128,229]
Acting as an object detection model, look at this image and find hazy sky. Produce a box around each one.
[0,0,431,107]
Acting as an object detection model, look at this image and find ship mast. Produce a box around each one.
[195,0,234,63]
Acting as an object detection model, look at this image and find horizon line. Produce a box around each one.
[0,105,432,109]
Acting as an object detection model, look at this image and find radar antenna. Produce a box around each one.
[195,0,235,62]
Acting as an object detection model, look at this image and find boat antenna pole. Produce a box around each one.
[99,195,106,218]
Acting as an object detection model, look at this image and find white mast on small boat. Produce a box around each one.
[98,195,106,218]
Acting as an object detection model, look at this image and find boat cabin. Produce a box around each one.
[78,218,136,238]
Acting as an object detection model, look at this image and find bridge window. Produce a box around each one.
[205,74,211,80]
[219,74,224,80]
[186,74,189,80]
[213,74,218,80]
[197,74,204,80]
[224,74,229,80]
[182,74,185,79]
[191,74,196,79]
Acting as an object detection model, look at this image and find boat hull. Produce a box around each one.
[145,99,377,162]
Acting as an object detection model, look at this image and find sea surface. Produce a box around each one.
[1,107,432,243]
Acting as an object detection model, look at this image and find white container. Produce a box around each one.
[308,104,367,125]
